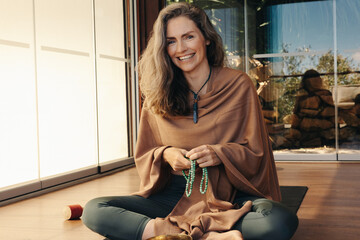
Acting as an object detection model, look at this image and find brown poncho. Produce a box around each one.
[134,67,281,239]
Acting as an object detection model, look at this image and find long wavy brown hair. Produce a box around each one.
[138,2,225,116]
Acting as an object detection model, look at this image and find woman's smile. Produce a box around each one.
[178,53,195,61]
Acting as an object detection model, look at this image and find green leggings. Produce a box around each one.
[82,175,298,240]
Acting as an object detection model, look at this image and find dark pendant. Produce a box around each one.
[188,66,211,124]
[193,101,198,124]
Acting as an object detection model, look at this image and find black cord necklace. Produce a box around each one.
[189,67,212,124]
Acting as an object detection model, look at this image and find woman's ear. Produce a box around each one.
[206,40,210,46]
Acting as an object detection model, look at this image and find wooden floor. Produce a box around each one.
[0,162,359,240]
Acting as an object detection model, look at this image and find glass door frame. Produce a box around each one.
[243,0,359,161]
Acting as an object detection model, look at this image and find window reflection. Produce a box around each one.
[337,82,360,150]
[288,70,335,148]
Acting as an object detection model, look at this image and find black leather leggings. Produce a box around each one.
[82,175,298,240]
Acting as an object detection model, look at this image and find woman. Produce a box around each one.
[82,3,298,240]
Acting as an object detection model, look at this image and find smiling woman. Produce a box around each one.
[82,2,298,240]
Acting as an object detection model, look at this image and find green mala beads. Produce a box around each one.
[182,157,208,197]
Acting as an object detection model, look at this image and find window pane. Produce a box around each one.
[35,0,98,177]
[0,0,38,188]
[97,59,128,162]
[95,0,129,163]
[336,0,360,158]
[248,0,336,156]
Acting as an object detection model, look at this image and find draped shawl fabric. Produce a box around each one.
[134,67,281,239]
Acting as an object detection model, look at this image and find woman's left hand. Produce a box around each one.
[186,145,221,168]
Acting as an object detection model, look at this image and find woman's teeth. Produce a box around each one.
[179,54,195,60]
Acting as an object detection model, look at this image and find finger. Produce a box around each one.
[180,154,192,169]
[198,162,208,168]
[202,155,222,168]
[190,149,213,161]
[186,145,207,157]
[180,149,189,157]
[187,146,209,160]
[197,158,211,168]
[184,157,192,169]
[187,152,201,161]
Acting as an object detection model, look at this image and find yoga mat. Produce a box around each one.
[280,186,308,213]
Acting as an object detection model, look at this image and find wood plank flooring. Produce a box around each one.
[277,162,360,240]
[0,162,359,240]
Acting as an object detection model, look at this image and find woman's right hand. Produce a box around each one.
[163,147,191,172]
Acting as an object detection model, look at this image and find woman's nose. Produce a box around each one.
[176,40,187,53]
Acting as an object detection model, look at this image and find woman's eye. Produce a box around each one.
[167,40,175,45]
[187,35,194,40]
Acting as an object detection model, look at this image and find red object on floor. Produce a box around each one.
[63,204,83,220]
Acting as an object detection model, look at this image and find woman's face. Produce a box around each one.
[166,16,210,76]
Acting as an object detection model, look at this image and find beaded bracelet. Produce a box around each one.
[182,157,208,197]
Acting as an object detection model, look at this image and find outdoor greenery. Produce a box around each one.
[276,46,360,123]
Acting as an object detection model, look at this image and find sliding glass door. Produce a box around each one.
[248,0,337,160]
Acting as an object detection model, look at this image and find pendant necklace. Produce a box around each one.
[189,67,212,124]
